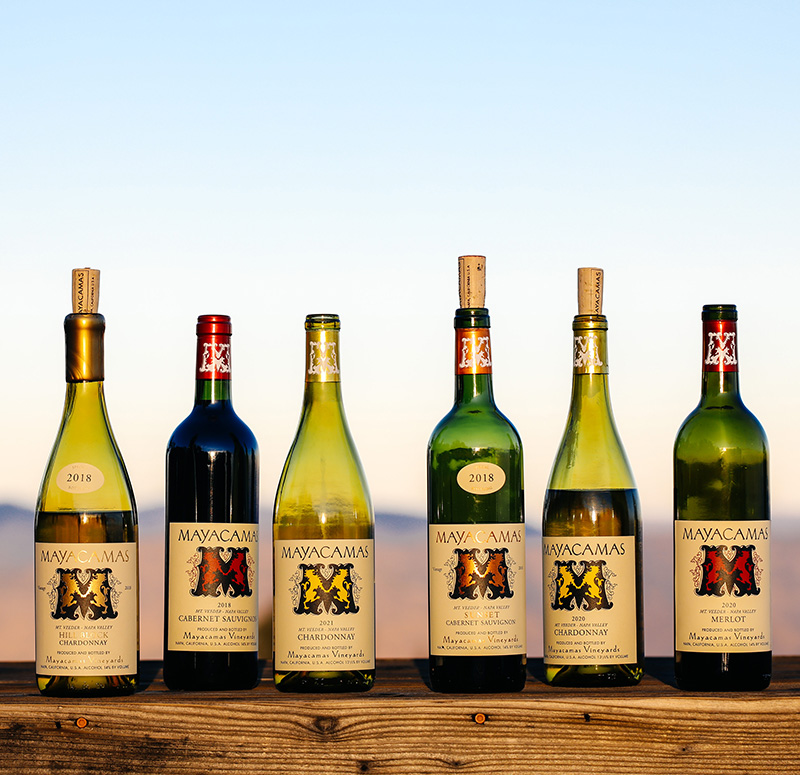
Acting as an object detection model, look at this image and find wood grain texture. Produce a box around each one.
[1,659,799,775]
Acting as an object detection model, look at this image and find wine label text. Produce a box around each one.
[274,538,375,671]
[167,522,259,652]
[429,523,526,657]
[542,535,637,665]
[674,519,770,653]
[35,540,137,676]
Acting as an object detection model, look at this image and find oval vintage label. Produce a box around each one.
[456,462,506,495]
[56,463,105,494]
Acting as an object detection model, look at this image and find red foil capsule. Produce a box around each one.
[195,314,232,380]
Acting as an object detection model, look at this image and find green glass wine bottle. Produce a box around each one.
[428,255,526,693]
[273,314,375,692]
[674,304,770,691]
[34,268,139,696]
[542,267,643,687]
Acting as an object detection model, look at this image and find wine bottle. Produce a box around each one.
[163,315,259,690]
[428,255,526,693]
[542,267,643,687]
[34,268,139,696]
[674,304,770,691]
[273,314,375,692]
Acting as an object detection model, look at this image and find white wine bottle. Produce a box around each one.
[273,314,375,692]
[541,268,643,687]
[34,268,139,696]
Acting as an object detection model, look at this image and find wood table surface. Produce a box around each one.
[2,658,799,774]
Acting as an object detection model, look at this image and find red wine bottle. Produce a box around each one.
[163,315,260,690]
[674,304,770,690]
[427,256,527,693]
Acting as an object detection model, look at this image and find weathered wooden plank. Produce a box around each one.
[1,659,799,775]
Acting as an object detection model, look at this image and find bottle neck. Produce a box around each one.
[304,325,343,401]
[700,318,741,400]
[454,312,494,405]
[195,331,232,405]
[572,315,609,378]
[65,313,105,383]
[569,315,614,412]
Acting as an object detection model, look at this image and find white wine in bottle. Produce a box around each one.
[541,268,643,687]
[273,314,375,692]
[34,268,139,696]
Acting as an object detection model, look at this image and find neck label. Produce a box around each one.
[456,328,492,375]
[306,331,341,382]
[573,332,608,375]
[196,337,231,380]
[703,320,738,373]
[675,520,770,652]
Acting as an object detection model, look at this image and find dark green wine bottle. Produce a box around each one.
[273,314,375,692]
[428,256,526,693]
[674,304,770,691]
[542,268,643,687]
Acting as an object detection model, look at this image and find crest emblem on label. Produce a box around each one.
[550,559,615,611]
[449,548,514,600]
[291,563,360,615]
[189,547,253,598]
[691,544,762,597]
[49,568,120,620]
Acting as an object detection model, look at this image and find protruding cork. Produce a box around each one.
[72,268,100,314]
[577,267,603,315]
[458,255,486,308]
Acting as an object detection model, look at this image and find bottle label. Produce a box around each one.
[273,538,375,671]
[573,332,608,375]
[674,520,770,652]
[306,330,341,383]
[703,320,738,373]
[166,523,259,653]
[542,535,637,665]
[456,328,492,375]
[428,523,526,656]
[34,541,137,675]
[196,338,231,380]
[456,462,506,495]
[56,462,105,494]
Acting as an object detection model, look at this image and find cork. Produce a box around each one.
[72,268,100,314]
[577,267,603,315]
[458,255,486,308]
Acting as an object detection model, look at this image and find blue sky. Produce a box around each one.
[1,3,798,524]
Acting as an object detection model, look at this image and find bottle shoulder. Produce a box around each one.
[428,402,522,453]
[168,404,258,454]
[675,399,768,457]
